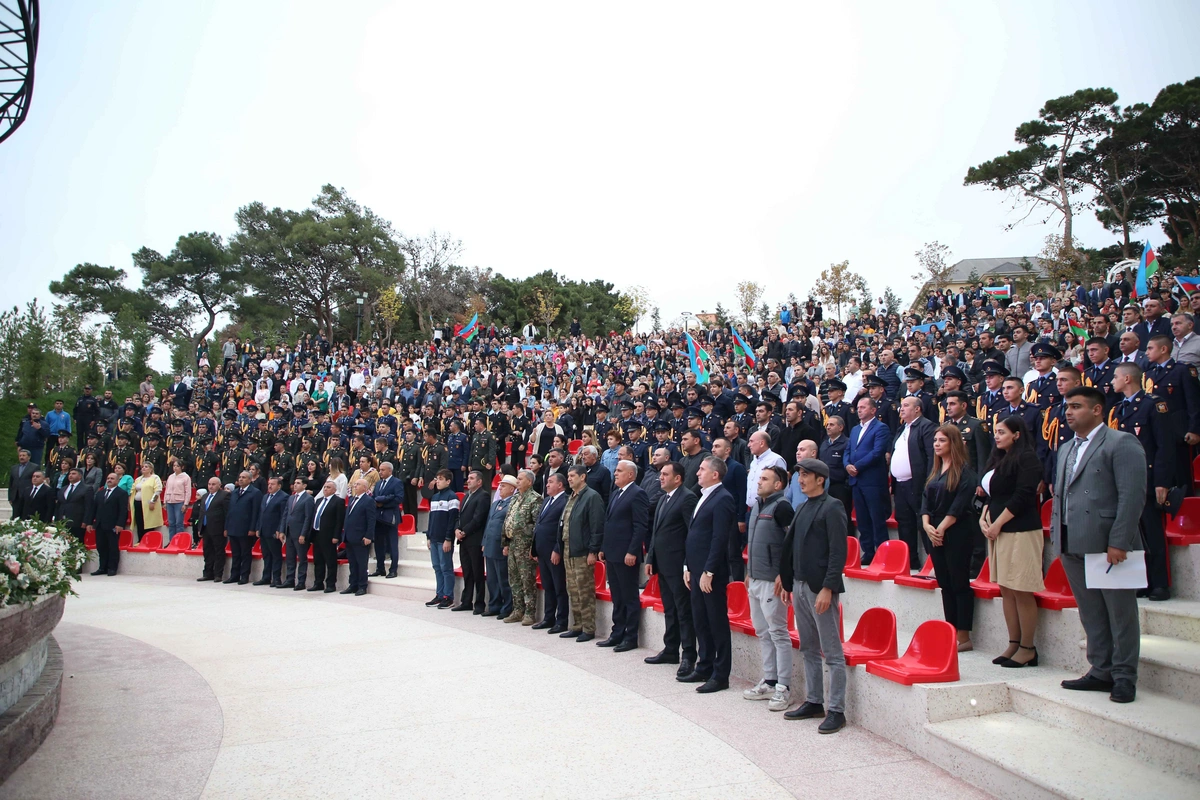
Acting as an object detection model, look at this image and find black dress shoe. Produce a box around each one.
[106,570,117,576]
[1110,679,1136,703]
[91,569,106,576]
[308,585,324,592]
[451,604,473,612]
[293,584,305,591]
[222,578,236,584]
[276,583,295,589]
[1136,587,1150,598]
[425,596,442,607]
[355,588,367,596]
[531,620,554,630]
[576,632,595,642]
[386,571,398,579]
[1148,587,1171,601]
[237,579,249,585]
[1061,674,1115,692]
[253,579,270,586]
[472,608,485,615]
[548,624,567,634]
[696,677,729,694]
[339,587,356,594]
[561,629,583,638]
[481,610,499,617]
[645,650,680,665]
[784,701,825,720]
[676,660,695,678]
[614,641,638,653]
[677,670,711,684]
[818,711,846,734]
[196,576,213,582]
[371,570,386,577]
[323,586,336,593]
[596,637,620,648]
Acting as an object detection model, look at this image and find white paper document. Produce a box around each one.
[1084,551,1147,590]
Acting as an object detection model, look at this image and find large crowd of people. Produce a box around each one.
[9,266,1200,718]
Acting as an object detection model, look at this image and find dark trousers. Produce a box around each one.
[691,576,731,680]
[892,479,923,569]
[97,525,120,574]
[133,503,148,541]
[829,481,856,536]
[727,524,747,582]
[508,445,525,471]
[402,482,418,517]
[1141,487,1169,590]
[852,483,889,560]
[451,468,465,493]
[201,525,225,579]
[285,530,309,586]
[606,557,641,643]
[312,533,338,588]
[658,565,695,660]
[373,526,399,573]
[458,539,486,609]
[536,545,569,624]
[347,540,370,590]
[261,533,284,583]
[485,555,512,616]
[229,536,253,582]
[930,524,976,632]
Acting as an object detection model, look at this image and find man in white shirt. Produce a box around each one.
[1172,313,1200,366]
[745,431,786,509]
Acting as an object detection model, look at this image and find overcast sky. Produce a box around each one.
[4,0,1200,343]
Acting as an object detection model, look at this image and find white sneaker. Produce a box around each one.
[742,680,773,700]
[768,685,790,711]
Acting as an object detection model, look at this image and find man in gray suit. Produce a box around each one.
[8,449,35,519]
[1050,386,1146,704]
[281,477,315,590]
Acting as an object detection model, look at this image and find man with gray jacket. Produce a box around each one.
[281,478,315,590]
[742,466,795,712]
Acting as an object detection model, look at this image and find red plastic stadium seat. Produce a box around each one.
[225,542,232,556]
[397,514,416,535]
[128,530,163,552]
[491,474,500,490]
[455,492,464,504]
[726,581,756,636]
[182,506,192,527]
[568,439,583,455]
[787,604,799,648]
[159,533,192,553]
[844,539,908,581]
[418,496,430,513]
[454,565,463,577]
[594,561,611,601]
[640,573,664,610]
[1193,454,1200,490]
[970,558,1001,599]
[1041,500,1053,538]
[505,442,513,457]
[251,540,262,558]
[118,529,134,550]
[886,513,898,529]
[865,620,959,685]
[844,535,861,573]
[1166,497,1200,546]
[842,607,899,666]
[84,530,96,550]
[893,555,937,590]
[1034,557,1077,610]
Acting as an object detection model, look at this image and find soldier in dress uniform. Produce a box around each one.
[1109,362,1175,600]
[167,420,193,477]
[667,399,688,444]
[270,439,295,490]
[992,376,1041,436]
[624,420,649,478]
[1037,366,1081,490]
[592,403,614,445]
[507,403,530,470]
[731,395,753,434]
[195,436,220,488]
[1081,337,1117,405]
[936,366,971,422]
[1144,333,1200,487]
[220,434,246,478]
[46,431,76,487]
[902,366,938,423]
[398,427,421,516]
[243,438,267,477]
[142,432,168,478]
[684,406,712,450]
[92,420,113,459]
[699,396,724,443]
[324,427,348,468]
[446,419,469,491]
[109,431,138,477]
[80,432,107,475]
[418,428,449,499]
[865,375,899,434]
[468,415,498,490]
[296,429,322,475]
[349,434,370,469]
[651,419,681,461]
[1024,342,1062,411]
[117,417,141,451]
[975,361,1009,428]
[822,379,853,428]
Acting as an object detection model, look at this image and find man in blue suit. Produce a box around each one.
[223,471,262,585]
[254,476,288,587]
[532,472,570,632]
[845,395,890,564]
[371,462,403,578]
[598,460,650,652]
[342,478,378,596]
[680,456,737,694]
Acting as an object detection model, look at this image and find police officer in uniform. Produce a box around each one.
[866,375,899,434]
[668,399,688,443]
[1024,342,1062,411]
[1081,337,1117,405]
[592,403,614,445]
[651,419,681,461]
[993,376,1041,435]
[699,396,724,443]
[624,420,649,478]
[822,379,853,429]
[731,395,753,434]
[446,419,468,491]
[902,366,938,424]
[936,366,971,422]
[1144,333,1200,488]
[975,361,1009,429]
[684,407,712,450]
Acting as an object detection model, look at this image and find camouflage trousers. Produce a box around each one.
[564,556,596,634]
[507,532,538,618]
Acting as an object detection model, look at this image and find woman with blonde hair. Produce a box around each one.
[131,461,165,543]
[920,424,981,652]
[327,457,349,498]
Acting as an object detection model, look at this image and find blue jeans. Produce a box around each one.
[166,503,185,537]
[485,555,512,616]
[429,537,455,597]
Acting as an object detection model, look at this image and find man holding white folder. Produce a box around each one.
[1049,384,1146,704]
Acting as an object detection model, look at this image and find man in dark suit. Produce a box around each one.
[580,446,612,505]
[778,458,849,733]
[846,395,891,563]
[88,472,129,576]
[711,437,748,579]
[54,468,93,542]
[342,478,378,596]
[224,471,262,585]
[452,470,489,612]
[371,461,403,578]
[532,472,570,631]
[645,461,699,676]
[194,477,230,581]
[890,396,937,570]
[680,456,736,693]
[281,477,315,590]
[21,470,55,524]
[255,477,288,587]
[309,480,344,593]
[8,449,35,519]
[598,460,650,651]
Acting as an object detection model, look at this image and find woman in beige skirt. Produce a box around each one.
[980,416,1044,668]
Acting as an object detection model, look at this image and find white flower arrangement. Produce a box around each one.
[0,519,89,607]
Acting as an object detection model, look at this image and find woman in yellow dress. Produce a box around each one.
[130,461,165,543]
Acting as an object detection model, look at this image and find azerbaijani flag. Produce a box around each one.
[1068,315,1087,340]
[685,332,710,384]
[1133,242,1160,299]
[1176,275,1200,296]
[732,329,756,368]
[983,286,1011,298]
[456,312,479,342]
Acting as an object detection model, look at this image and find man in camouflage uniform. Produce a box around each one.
[502,469,542,625]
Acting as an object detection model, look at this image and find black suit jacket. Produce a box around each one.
[647,487,698,574]
[90,485,129,533]
[8,462,34,504]
[602,483,650,558]
[193,490,230,536]
[892,417,937,491]
[457,488,489,546]
[684,485,736,578]
[54,482,93,532]
[311,493,345,541]
[531,492,568,558]
[22,483,56,523]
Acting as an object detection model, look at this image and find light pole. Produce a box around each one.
[354,292,368,342]
[680,311,694,335]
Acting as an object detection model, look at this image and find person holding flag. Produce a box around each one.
[455,313,479,343]
[732,329,757,370]
[1132,242,1160,300]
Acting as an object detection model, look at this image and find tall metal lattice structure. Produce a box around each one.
[0,0,38,145]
